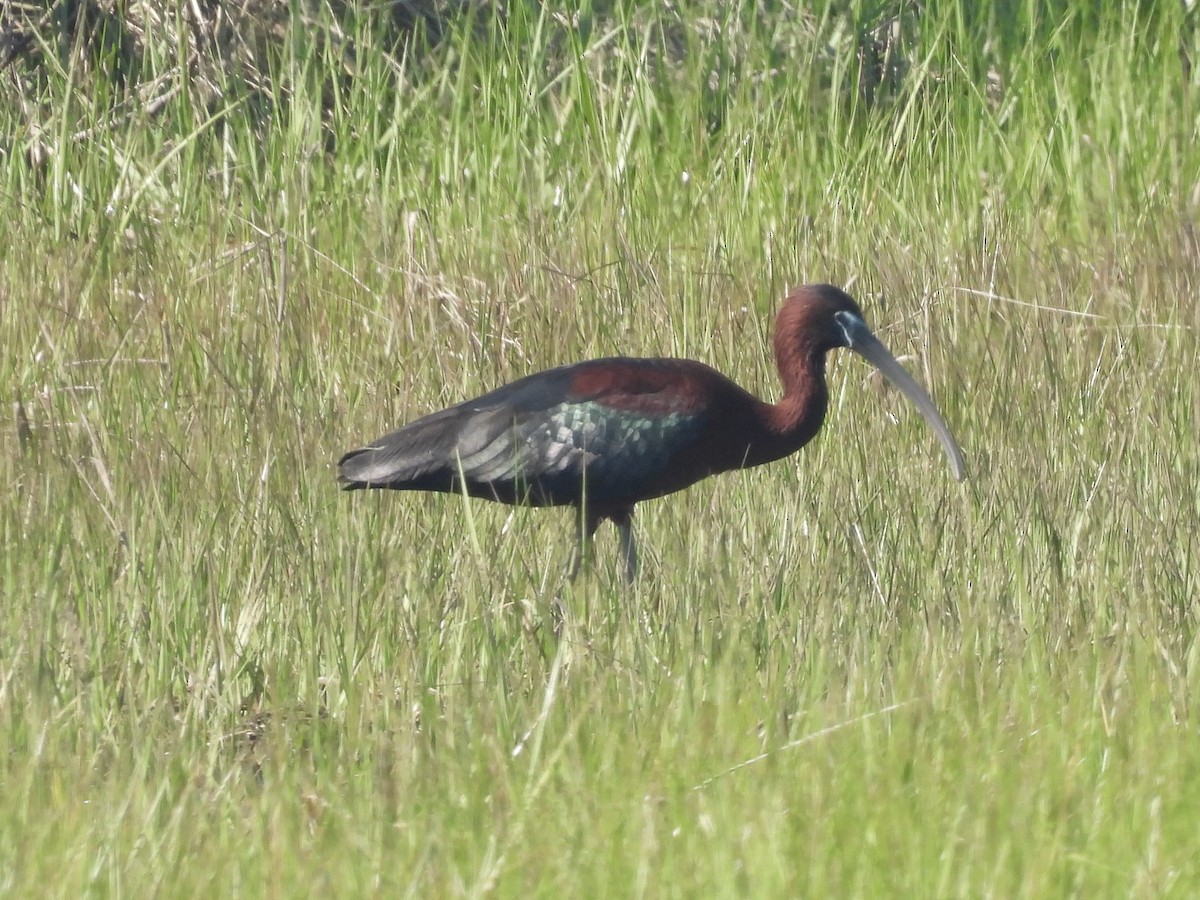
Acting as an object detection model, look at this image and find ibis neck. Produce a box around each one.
[749,350,829,465]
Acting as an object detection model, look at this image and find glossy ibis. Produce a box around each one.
[339,284,967,581]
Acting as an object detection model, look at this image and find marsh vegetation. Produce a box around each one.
[2,1,1199,893]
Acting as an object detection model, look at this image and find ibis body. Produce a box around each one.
[338,284,967,580]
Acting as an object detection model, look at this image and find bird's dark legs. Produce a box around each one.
[552,508,600,639]
[567,508,602,582]
[566,505,637,583]
[610,508,638,583]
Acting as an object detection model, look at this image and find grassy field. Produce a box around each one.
[2,0,1199,894]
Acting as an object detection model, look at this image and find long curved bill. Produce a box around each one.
[837,312,968,480]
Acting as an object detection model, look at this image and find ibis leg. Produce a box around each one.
[610,508,638,583]
[567,508,602,581]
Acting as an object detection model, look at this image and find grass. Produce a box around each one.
[2,0,1200,894]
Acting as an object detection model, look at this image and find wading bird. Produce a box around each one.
[339,284,967,581]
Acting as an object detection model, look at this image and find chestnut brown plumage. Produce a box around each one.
[339,284,967,580]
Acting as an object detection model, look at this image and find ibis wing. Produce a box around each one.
[514,398,710,503]
[338,403,529,488]
[338,358,714,504]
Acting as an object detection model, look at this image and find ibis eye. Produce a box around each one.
[833,310,866,347]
